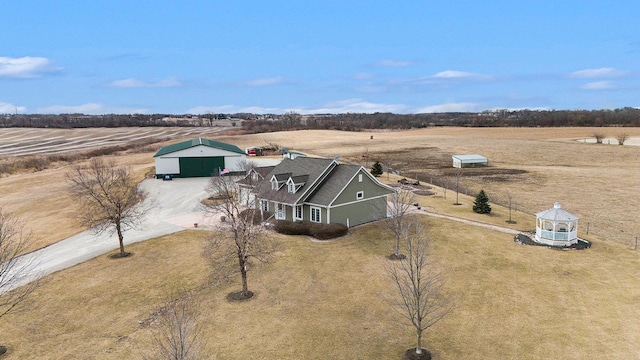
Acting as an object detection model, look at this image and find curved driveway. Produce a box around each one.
[9,177,213,291]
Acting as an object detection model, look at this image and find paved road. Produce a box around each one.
[8,177,214,291]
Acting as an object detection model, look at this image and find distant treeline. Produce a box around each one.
[0,113,233,128]
[242,107,640,133]
[3,107,640,130]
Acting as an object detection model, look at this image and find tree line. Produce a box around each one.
[242,108,640,133]
[3,107,640,131]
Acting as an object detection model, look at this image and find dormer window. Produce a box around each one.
[288,181,295,193]
[271,178,279,190]
[286,175,307,194]
[252,172,259,182]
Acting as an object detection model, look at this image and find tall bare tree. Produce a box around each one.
[384,189,417,260]
[454,168,463,205]
[202,174,275,300]
[0,210,40,353]
[386,221,453,358]
[144,293,201,360]
[67,158,148,258]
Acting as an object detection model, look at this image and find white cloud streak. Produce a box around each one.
[376,60,412,67]
[0,56,60,78]
[0,101,27,113]
[580,81,617,90]
[414,102,480,113]
[108,77,182,88]
[570,67,627,78]
[241,77,284,87]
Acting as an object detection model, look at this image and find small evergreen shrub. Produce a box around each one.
[371,161,383,177]
[473,189,492,214]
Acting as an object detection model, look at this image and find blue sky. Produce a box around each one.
[1,1,639,115]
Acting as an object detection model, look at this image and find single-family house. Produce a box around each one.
[252,157,395,227]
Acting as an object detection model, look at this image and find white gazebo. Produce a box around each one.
[534,202,579,246]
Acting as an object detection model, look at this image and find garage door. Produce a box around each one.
[179,157,225,177]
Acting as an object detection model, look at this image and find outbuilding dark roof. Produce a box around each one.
[153,137,245,157]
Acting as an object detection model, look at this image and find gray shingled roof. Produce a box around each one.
[306,164,361,206]
[236,166,275,187]
[256,157,335,204]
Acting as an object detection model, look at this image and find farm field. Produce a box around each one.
[0,126,639,358]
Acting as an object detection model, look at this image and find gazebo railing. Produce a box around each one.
[538,229,577,241]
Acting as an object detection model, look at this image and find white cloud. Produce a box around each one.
[108,77,181,88]
[241,77,284,87]
[376,60,412,67]
[188,99,407,115]
[414,102,480,113]
[0,101,27,113]
[580,81,617,90]
[187,105,281,114]
[0,56,60,78]
[36,103,105,114]
[304,99,406,114]
[35,103,150,114]
[432,70,491,80]
[354,72,374,80]
[570,67,627,78]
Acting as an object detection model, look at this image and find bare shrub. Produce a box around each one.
[593,133,605,144]
[616,133,629,145]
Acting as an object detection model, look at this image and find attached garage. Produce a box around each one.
[154,138,246,178]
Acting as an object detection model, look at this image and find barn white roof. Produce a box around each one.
[452,154,487,162]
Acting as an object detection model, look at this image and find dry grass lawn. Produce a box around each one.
[0,127,639,358]
[0,219,638,359]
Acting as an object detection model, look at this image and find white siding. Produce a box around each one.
[155,157,180,174]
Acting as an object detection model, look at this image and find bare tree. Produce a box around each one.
[202,175,275,300]
[506,192,516,224]
[593,133,605,144]
[386,221,453,358]
[67,158,148,258]
[616,133,629,145]
[384,189,417,260]
[0,210,40,352]
[144,293,201,360]
[454,168,463,205]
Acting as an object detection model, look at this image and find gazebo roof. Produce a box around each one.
[536,202,579,222]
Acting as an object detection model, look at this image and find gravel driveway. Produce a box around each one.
[9,177,215,291]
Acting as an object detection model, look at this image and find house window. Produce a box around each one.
[358,174,363,182]
[276,203,285,220]
[252,172,259,182]
[288,182,295,193]
[294,205,303,220]
[271,180,278,190]
[311,207,321,223]
[261,200,269,212]
[356,191,364,200]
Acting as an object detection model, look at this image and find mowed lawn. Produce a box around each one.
[0,216,638,359]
